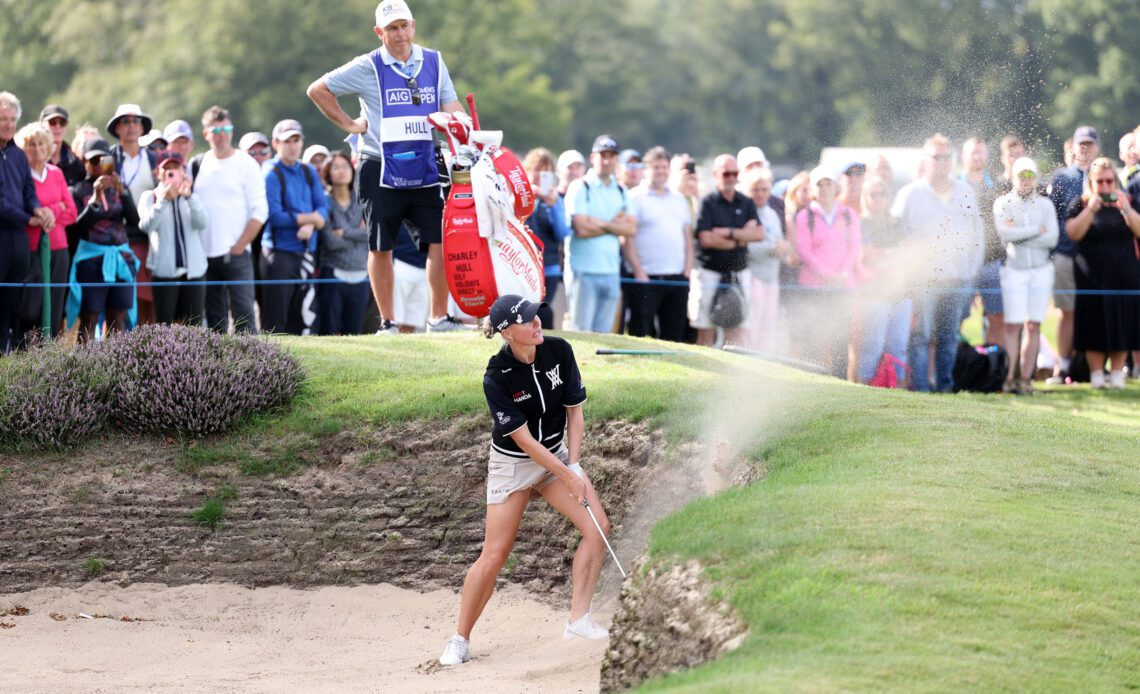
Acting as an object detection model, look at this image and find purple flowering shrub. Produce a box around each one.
[0,341,114,450]
[100,325,305,437]
[0,325,304,449]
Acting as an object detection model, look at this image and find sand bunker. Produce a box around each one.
[0,581,608,693]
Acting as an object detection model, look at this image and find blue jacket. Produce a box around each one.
[0,139,41,234]
[263,158,328,255]
[1048,166,1085,257]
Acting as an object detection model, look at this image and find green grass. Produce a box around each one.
[640,367,1140,692]
[196,332,737,472]
[203,330,1138,689]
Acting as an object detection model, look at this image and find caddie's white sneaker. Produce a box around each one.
[1090,370,1107,390]
[1109,368,1127,390]
[439,634,470,665]
[563,613,608,640]
[374,319,399,336]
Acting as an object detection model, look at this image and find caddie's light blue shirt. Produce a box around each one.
[565,170,629,275]
[324,44,458,159]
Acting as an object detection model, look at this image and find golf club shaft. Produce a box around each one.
[583,501,626,578]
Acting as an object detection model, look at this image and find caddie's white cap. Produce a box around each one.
[376,0,414,28]
[1011,156,1037,177]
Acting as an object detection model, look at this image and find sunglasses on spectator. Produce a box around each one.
[209,124,235,135]
[46,117,67,127]
[1017,170,1036,179]
[719,170,740,178]
[407,77,422,106]
[118,116,143,125]
[930,154,951,161]
[249,147,269,157]
[624,163,644,171]
[1094,177,1116,185]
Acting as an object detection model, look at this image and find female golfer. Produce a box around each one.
[439,294,612,666]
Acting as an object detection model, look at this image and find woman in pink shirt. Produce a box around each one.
[794,166,862,374]
[17,122,77,338]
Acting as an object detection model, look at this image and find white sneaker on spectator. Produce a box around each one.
[1045,370,1069,385]
[1131,364,1140,380]
[375,319,399,336]
[438,634,470,665]
[1109,369,1127,390]
[426,314,467,333]
[563,613,608,640]
[1090,370,1107,390]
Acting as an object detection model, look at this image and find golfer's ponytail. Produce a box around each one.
[481,316,494,339]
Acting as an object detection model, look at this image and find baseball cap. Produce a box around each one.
[1011,157,1037,177]
[238,132,270,151]
[1073,126,1098,145]
[272,119,304,141]
[39,105,69,123]
[82,138,112,161]
[156,152,185,170]
[591,134,619,154]
[619,149,642,167]
[737,146,768,170]
[106,104,153,139]
[556,149,585,172]
[163,119,195,144]
[809,165,837,187]
[375,0,413,28]
[303,144,330,164]
[488,294,547,334]
[139,130,167,148]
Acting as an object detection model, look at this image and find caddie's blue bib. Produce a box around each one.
[370,47,441,189]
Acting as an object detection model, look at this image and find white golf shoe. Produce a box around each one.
[439,633,471,665]
[563,613,608,640]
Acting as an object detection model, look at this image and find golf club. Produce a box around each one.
[582,499,626,579]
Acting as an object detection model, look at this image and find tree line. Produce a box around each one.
[3,0,1136,167]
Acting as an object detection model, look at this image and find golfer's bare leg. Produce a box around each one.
[456,490,529,640]
[367,250,395,322]
[427,243,448,320]
[539,473,609,622]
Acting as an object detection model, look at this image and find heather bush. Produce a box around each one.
[0,325,305,450]
[100,325,305,437]
[0,341,114,451]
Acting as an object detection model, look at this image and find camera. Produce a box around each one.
[1100,193,1118,204]
[683,162,697,175]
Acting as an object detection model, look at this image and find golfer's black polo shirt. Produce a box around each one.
[484,336,587,458]
[695,190,758,273]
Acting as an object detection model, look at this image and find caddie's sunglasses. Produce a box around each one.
[407,77,422,106]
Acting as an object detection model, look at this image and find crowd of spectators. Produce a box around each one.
[2,87,1139,391]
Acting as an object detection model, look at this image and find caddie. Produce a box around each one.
[307,0,467,334]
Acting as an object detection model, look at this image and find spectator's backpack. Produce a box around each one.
[869,353,908,389]
[952,341,1008,393]
[709,271,746,329]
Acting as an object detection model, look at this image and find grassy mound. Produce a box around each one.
[272,332,1137,691]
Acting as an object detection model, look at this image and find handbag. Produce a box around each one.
[710,271,746,328]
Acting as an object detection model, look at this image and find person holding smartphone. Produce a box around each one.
[67,138,140,342]
[1063,157,1140,389]
[139,153,209,326]
[522,148,570,329]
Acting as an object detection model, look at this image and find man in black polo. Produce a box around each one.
[689,153,764,346]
